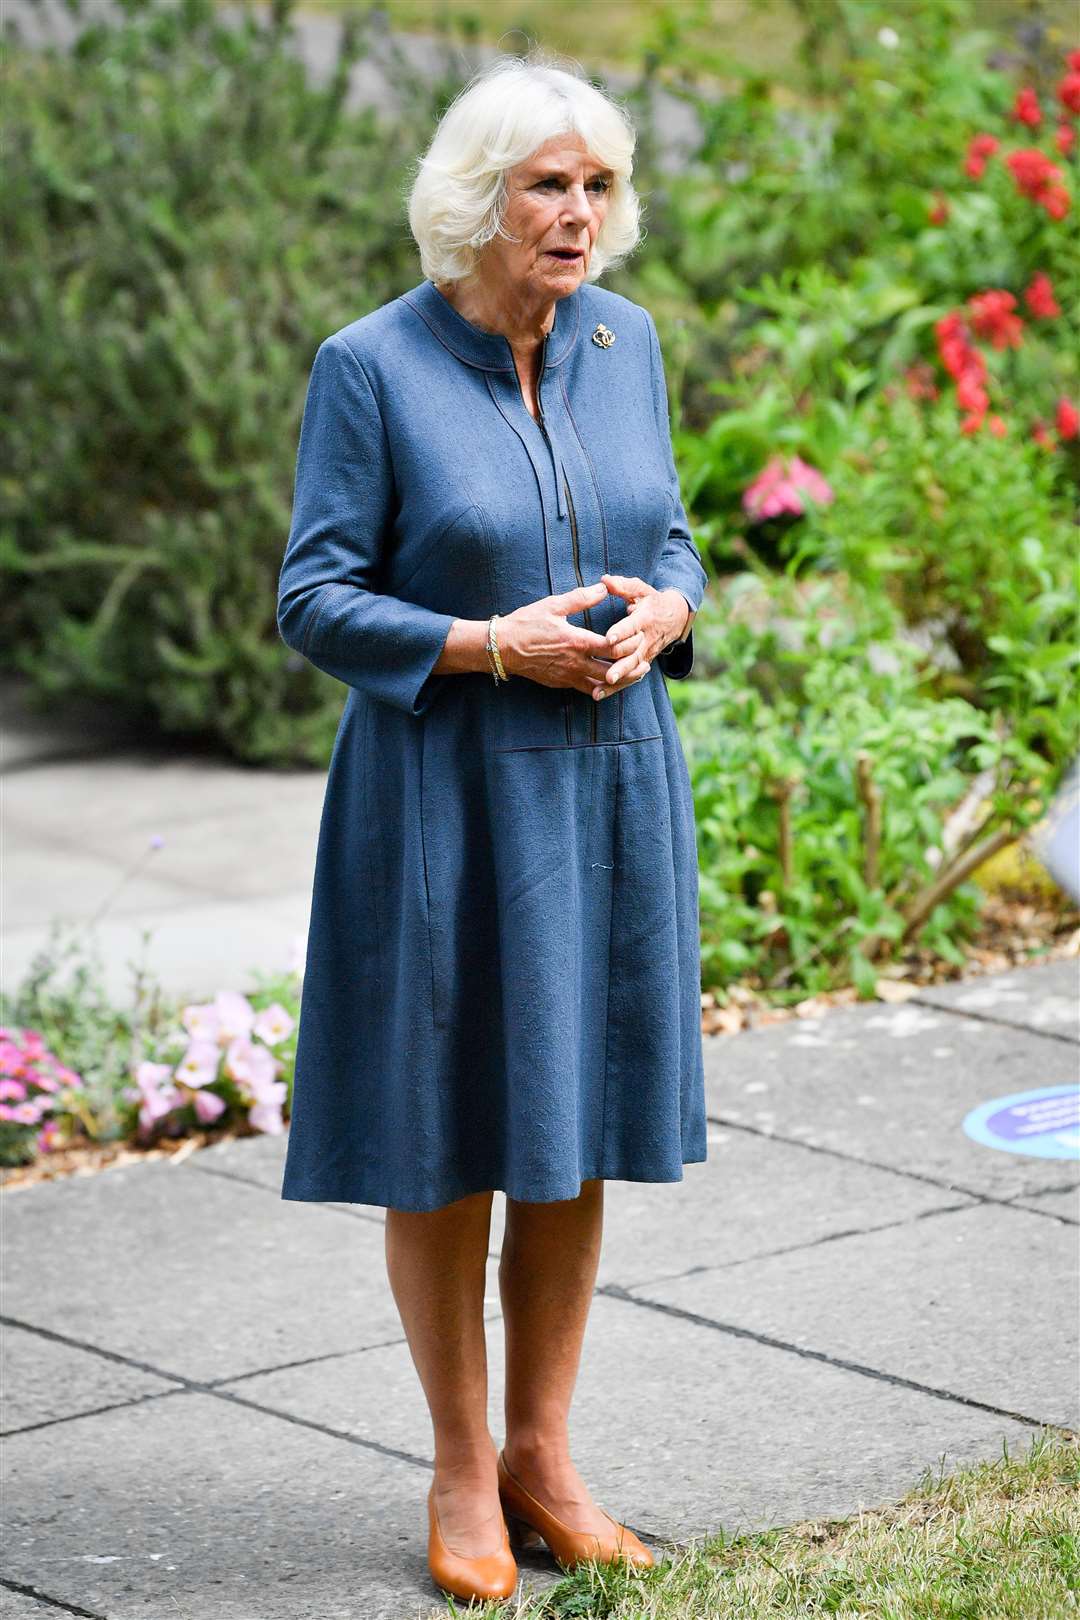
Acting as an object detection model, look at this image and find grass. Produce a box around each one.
[427,1427,1080,1618]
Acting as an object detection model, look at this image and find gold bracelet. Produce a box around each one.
[486,614,510,683]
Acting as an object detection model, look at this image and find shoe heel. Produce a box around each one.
[504,1512,545,1553]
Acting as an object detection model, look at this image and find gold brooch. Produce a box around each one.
[591,322,615,348]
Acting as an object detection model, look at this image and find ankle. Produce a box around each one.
[502,1431,572,1474]
[433,1435,499,1479]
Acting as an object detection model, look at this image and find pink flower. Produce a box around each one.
[12,1100,44,1125]
[175,1041,220,1089]
[0,1078,28,1102]
[223,1037,277,1094]
[138,1084,182,1130]
[135,1060,174,1095]
[181,1002,221,1044]
[193,1089,227,1125]
[252,1003,295,1046]
[36,1119,61,1153]
[742,455,834,522]
[214,991,256,1045]
[249,1095,286,1135]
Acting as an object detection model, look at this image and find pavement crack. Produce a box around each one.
[706,1114,1073,1219]
[907,994,1079,1047]
[1,1312,436,1472]
[0,1577,108,1617]
[620,1199,977,1292]
[598,1284,1053,1430]
[2,1388,187,1439]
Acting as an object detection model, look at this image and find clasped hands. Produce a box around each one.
[496,574,690,702]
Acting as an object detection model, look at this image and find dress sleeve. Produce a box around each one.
[642,308,708,681]
[277,334,458,717]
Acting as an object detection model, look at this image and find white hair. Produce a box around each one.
[406,49,642,284]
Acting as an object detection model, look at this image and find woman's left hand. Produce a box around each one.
[586,574,690,701]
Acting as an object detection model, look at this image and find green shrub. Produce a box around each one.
[1,0,462,764]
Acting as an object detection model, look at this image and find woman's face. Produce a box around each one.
[485,132,613,308]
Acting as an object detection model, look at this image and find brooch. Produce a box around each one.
[591,322,615,349]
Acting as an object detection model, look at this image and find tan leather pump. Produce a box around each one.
[497,1450,655,1571]
[426,1482,518,1603]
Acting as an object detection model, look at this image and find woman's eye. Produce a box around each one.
[535,177,611,192]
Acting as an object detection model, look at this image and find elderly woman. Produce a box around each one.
[277,49,708,1605]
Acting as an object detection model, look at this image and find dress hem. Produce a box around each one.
[280,1153,708,1213]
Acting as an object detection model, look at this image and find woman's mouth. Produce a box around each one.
[546,248,584,261]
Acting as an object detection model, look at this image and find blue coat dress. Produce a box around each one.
[277,276,708,1211]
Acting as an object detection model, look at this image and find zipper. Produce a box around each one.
[536,338,594,744]
[563,475,597,745]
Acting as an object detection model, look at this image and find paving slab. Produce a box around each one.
[703,999,1079,1201]
[2,891,311,1005]
[4,768,320,905]
[1,1161,406,1383]
[189,1125,972,1295]
[222,1292,1039,1547]
[4,832,198,931]
[0,1590,66,1619]
[0,1391,443,1620]
[637,1201,1079,1430]
[1,1321,176,1433]
[913,958,1079,1042]
[596,1132,974,1289]
[1011,1183,1080,1222]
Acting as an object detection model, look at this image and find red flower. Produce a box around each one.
[928,191,950,225]
[1057,72,1080,116]
[1056,122,1077,155]
[964,132,999,179]
[1024,272,1061,318]
[1012,86,1042,127]
[1044,185,1070,218]
[1031,418,1057,450]
[1005,149,1071,217]
[1006,147,1060,195]
[1068,50,1080,73]
[967,289,1024,350]
[1056,398,1080,440]
[988,415,1007,437]
[956,373,989,414]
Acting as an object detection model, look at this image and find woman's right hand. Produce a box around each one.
[497,582,632,696]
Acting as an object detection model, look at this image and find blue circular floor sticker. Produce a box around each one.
[963,1085,1080,1159]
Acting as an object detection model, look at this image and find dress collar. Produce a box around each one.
[401,277,581,372]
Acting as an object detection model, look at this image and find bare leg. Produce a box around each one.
[500,1178,618,1537]
[384,1189,506,1555]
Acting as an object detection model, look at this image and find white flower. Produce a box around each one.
[878,26,900,48]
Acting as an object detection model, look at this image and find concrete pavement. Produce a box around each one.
[2,689,1079,1619]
